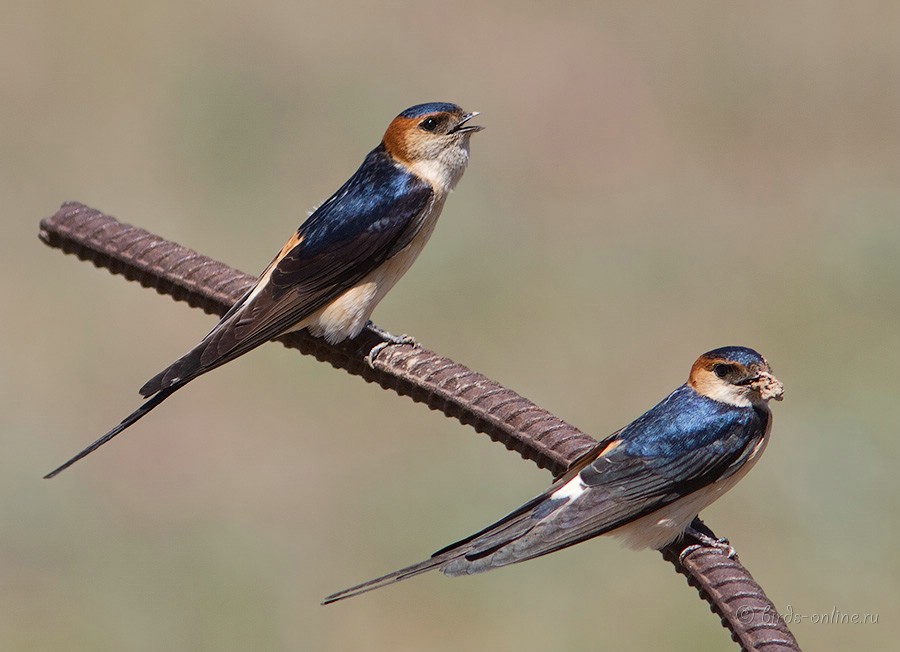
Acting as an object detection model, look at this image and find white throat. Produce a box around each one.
[408,142,471,194]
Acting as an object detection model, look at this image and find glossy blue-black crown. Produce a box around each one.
[702,346,765,367]
[398,102,462,119]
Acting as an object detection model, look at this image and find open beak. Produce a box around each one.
[449,112,484,134]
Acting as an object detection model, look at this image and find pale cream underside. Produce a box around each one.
[608,414,772,550]
[290,194,447,344]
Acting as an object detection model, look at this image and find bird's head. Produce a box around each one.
[689,346,784,407]
[382,102,483,192]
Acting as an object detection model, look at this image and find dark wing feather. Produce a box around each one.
[321,442,615,603]
[446,395,767,570]
[47,148,434,478]
[324,392,769,600]
[141,147,433,396]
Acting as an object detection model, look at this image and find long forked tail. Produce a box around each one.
[323,491,558,604]
[43,385,183,479]
[322,555,451,605]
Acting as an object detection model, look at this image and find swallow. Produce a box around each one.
[45,102,483,479]
[323,346,784,604]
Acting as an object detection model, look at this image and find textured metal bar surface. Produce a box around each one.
[662,520,801,652]
[38,201,597,474]
[39,201,800,651]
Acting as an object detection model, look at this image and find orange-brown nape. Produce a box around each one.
[382,115,424,165]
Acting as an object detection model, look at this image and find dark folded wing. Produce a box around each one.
[142,149,433,395]
[439,405,766,572]
[324,394,769,601]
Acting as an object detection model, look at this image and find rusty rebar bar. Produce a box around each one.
[39,201,800,651]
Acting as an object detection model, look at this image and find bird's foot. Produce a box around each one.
[366,322,418,367]
[680,526,737,562]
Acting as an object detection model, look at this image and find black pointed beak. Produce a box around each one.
[449,112,484,134]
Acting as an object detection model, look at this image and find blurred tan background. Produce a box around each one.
[4,2,898,650]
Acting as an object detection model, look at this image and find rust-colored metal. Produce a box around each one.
[662,520,801,651]
[39,201,800,651]
[39,202,596,473]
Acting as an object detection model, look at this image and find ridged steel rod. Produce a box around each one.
[39,201,800,651]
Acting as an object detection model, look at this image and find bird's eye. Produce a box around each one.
[419,117,439,132]
[713,364,731,379]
